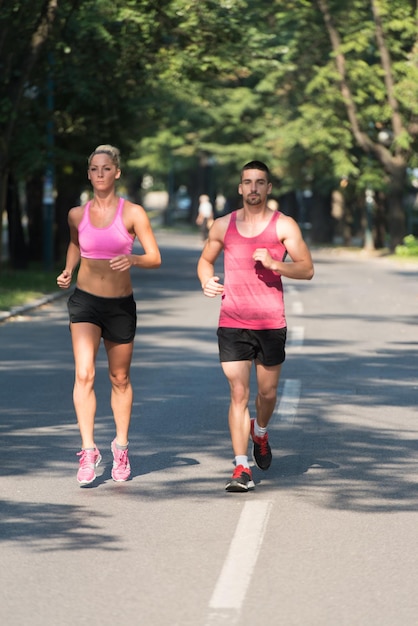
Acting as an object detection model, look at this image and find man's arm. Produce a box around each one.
[252,214,314,280]
[197,218,226,297]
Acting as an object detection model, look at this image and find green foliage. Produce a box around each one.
[395,234,418,257]
[0,265,60,311]
[2,0,418,252]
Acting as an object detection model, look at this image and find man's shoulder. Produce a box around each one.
[276,211,298,228]
[215,211,235,226]
[275,212,303,243]
[209,211,233,242]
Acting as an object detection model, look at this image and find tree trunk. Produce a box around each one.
[387,187,406,250]
[310,191,333,244]
[0,166,7,268]
[6,174,29,269]
[26,176,44,262]
[373,191,387,249]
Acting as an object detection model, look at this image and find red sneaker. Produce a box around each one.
[250,419,272,470]
[225,465,255,492]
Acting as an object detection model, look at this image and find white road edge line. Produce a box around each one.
[288,325,304,350]
[275,324,303,425]
[208,500,272,613]
[292,300,304,315]
[276,379,301,425]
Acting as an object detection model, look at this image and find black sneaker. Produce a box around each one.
[250,419,272,470]
[225,465,255,492]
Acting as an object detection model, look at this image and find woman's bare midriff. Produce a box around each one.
[76,258,133,298]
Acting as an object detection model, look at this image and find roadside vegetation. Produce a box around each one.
[1,0,418,274]
[0,264,60,311]
[395,235,418,257]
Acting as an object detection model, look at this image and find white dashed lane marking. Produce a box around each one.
[276,379,301,425]
[207,292,304,624]
[207,501,273,624]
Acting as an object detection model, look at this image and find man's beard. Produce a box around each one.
[246,194,262,205]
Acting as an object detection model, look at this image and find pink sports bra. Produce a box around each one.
[78,197,135,260]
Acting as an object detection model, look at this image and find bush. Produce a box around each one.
[395,234,418,257]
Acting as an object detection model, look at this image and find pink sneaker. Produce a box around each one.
[76,447,102,485]
[111,439,131,481]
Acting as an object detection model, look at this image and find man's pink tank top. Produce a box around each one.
[78,197,135,260]
[219,210,287,330]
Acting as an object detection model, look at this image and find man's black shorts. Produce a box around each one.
[217,327,287,366]
[68,288,137,344]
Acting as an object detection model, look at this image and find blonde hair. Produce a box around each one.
[88,144,121,168]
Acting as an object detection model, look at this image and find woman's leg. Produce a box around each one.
[104,339,134,445]
[70,322,102,448]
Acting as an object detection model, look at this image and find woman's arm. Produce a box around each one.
[109,202,161,272]
[56,208,81,289]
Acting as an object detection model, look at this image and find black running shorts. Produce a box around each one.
[68,288,137,344]
[217,327,287,366]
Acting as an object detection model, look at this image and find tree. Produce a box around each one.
[313,0,418,248]
[2,0,417,261]
[0,0,58,267]
[140,0,418,247]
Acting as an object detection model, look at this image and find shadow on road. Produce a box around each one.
[1,237,418,554]
[0,499,121,551]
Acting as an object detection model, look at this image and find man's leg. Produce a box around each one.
[250,361,282,470]
[254,361,282,428]
[221,360,256,491]
[221,359,252,456]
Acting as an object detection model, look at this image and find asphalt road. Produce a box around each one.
[0,229,417,626]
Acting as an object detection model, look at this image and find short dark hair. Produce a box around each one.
[241,161,271,182]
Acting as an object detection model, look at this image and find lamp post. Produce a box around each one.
[164,154,175,226]
[43,53,55,271]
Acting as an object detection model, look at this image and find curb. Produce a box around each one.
[0,290,71,324]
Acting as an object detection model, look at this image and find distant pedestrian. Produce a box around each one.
[215,193,227,216]
[57,144,161,485]
[267,198,279,211]
[196,194,214,240]
[197,161,314,492]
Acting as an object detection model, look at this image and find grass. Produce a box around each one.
[0,263,61,311]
